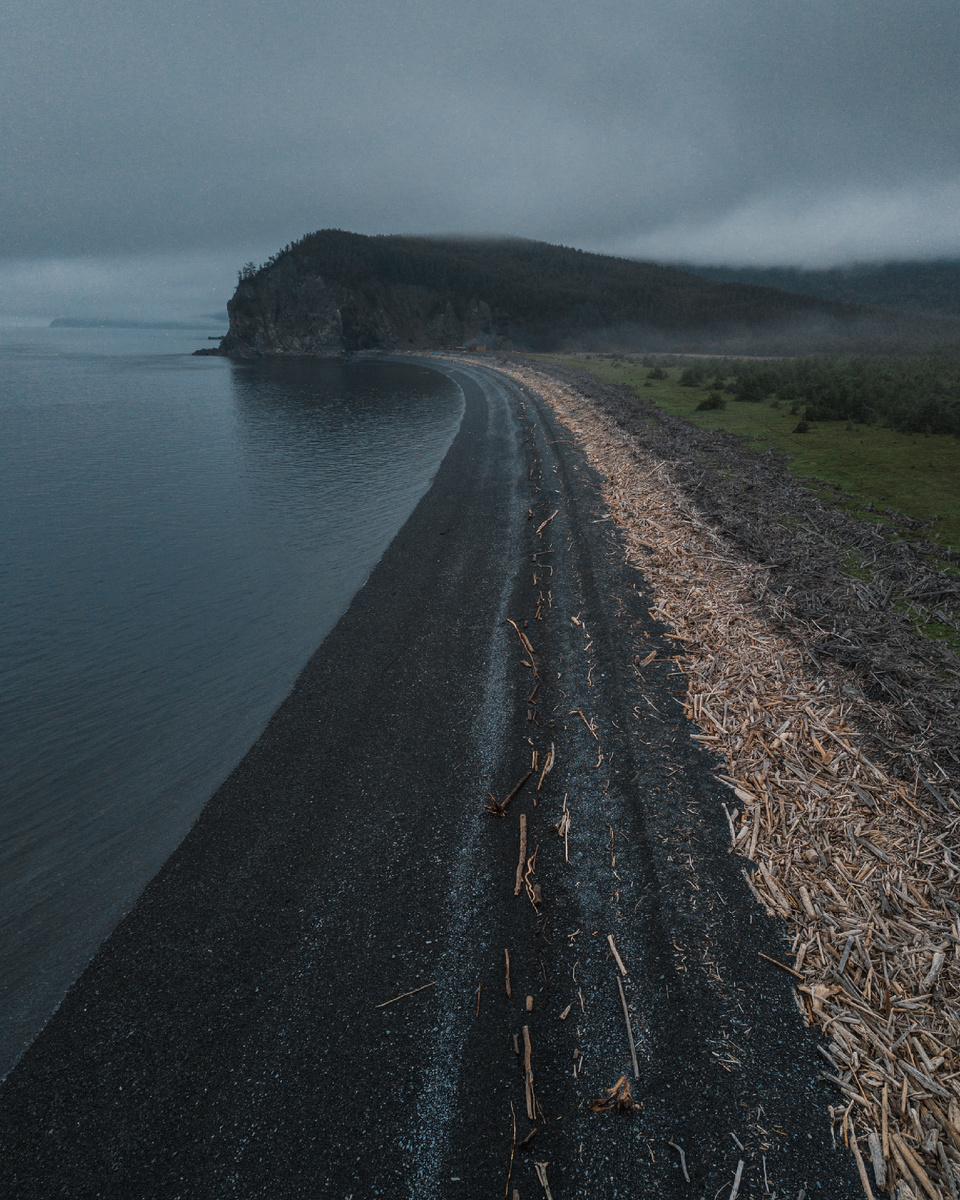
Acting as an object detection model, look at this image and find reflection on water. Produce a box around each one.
[0,331,463,1077]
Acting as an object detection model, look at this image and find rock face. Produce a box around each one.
[218,254,496,358]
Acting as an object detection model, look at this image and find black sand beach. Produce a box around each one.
[0,361,860,1197]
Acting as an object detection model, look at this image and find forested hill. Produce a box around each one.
[213,231,959,358]
[685,260,960,318]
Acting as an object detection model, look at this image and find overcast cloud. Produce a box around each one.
[2,0,958,317]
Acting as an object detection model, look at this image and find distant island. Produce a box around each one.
[52,317,226,331]
[202,231,960,359]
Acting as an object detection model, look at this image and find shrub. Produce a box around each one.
[679,366,706,387]
[734,377,769,402]
[695,392,726,411]
[723,356,960,435]
[646,366,667,380]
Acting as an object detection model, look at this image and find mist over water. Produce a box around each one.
[0,328,463,1077]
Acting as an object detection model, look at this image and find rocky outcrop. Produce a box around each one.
[215,254,497,358]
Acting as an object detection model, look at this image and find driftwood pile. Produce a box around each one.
[516,360,960,798]
[498,360,960,1200]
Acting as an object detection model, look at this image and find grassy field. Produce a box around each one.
[537,353,960,554]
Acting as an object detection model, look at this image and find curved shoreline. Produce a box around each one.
[0,361,861,1197]
[0,353,466,1084]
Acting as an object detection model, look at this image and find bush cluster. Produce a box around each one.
[726,357,960,436]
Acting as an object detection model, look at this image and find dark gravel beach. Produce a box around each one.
[0,360,861,1198]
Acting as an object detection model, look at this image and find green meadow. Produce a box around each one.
[538,354,960,555]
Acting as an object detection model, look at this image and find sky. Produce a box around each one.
[2,0,959,319]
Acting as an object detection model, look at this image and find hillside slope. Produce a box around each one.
[686,259,960,317]
[211,231,942,357]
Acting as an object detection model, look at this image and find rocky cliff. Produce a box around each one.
[216,247,497,358]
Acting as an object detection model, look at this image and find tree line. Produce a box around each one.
[665,355,960,436]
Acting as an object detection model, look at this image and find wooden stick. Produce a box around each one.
[730,1159,745,1200]
[866,1129,885,1191]
[503,770,533,808]
[849,1125,876,1200]
[535,510,559,538]
[890,1131,939,1200]
[722,802,738,848]
[889,1137,935,1200]
[507,619,539,677]
[534,1161,554,1200]
[747,803,760,862]
[375,981,436,1008]
[608,934,628,976]
[486,770,535,817]
[616,974,640,1080]
[939,1143,958,1200]
[537,743,555,791]
[515,815,528,896]
[668,1141,689,1183]
[524,846,542,911]
[523,1025,535,1119]
[476,981,482,1019]
[505,948,512,998]
[757,951,803,980]
[570,707,599,740]
[926,1098,960,1157]
[562,795,570,862]
[888,1139,916,1196]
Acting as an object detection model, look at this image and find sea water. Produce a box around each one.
[0,325,464,1077]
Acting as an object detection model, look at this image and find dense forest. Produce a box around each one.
[661,355,960,436]
[247,230,849,331]
[231,230,960,355]
[685,260,960,317]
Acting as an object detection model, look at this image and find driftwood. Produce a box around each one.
[616,974,640,1081]
[495,359,960,1200]
[514,815,528,897]
[521,359,960,795]
[523,1025,535,1120]
[486,770,534,817]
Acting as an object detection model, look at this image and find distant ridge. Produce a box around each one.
[681,260,960,318]
[210,231,960,358]
[51,317,226,331]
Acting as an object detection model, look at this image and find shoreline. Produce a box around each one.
[0,359,861,1197]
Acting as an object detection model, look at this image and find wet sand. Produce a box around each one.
[0,361,860,1197]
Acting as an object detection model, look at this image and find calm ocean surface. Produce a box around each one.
[0,325,464,1077]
